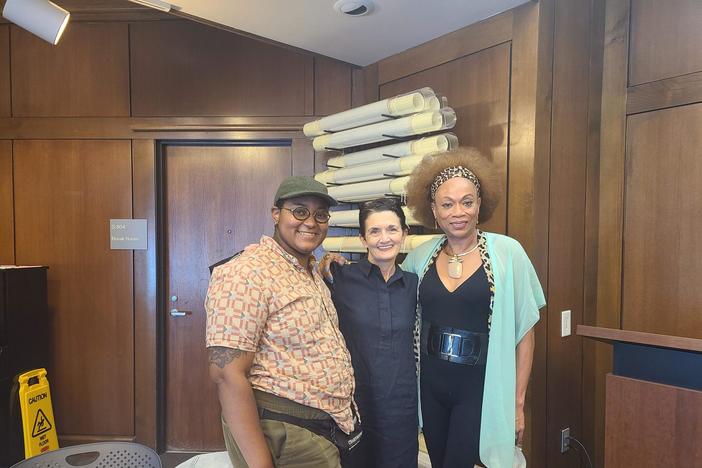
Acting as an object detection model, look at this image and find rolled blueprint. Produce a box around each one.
[303,87,439,137]
[323,234,440,253]
[327,177,409,203]
[329,206,419,227]
[312,108,456,152]
[326,133,458,168]
[316,155,424,185]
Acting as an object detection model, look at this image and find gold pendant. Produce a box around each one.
[447,257,463,279]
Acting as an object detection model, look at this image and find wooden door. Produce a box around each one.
[163,143,292,451]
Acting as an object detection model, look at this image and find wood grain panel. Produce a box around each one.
[0,25,9,117]
[292,137,315,176]
[376,10,513,85]
[623,104,702,339]
[629,0,702,85]
[582,0,607,465]
[130,21,313,117]
[0,141,13,264]
[132,140,157,448]
[11,23,130,117]
[379,44,510,234]
[605,374,702,467]
[594,4,630,465]
[627,71,702,115]
[314,57,352,116]
[510,3,551,465]
[13,140,134,437]
[351,63,378,108]
[546,0,592,465]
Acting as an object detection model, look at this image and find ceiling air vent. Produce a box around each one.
[334,0,373,17]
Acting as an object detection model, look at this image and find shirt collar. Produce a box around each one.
[260,235,317,273]
[359,257,406,285]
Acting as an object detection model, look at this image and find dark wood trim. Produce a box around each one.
[582,0,606,465]
[0,117,312,139]
[0,140,13,264]
[508,3,551,466]
[626,70,702,115]
[591,3,631,466]
[597,0,629,331]
[578,325,702,352]
[376,10,513,85]
[133,139,158,449]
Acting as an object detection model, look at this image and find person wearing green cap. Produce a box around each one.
[205,176,361,468]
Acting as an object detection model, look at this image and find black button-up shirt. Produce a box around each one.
[328,258,418,405]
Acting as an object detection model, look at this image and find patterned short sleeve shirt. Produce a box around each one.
[205,235,356,433]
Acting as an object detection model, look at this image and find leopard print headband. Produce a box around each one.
[430,165,481,200]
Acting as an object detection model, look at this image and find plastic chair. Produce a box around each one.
[10,442,162,468]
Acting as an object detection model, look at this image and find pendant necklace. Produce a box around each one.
[445,242,479,279]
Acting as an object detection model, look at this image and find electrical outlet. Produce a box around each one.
[560,427,570,453]
[561,310,572,337]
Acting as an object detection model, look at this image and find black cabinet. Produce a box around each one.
[0,266,49,467]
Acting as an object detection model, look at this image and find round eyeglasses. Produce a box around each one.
[281,206,331,224]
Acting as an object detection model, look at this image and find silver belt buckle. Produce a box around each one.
[441,332,462,358]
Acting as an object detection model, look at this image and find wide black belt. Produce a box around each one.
[421,321,488,366]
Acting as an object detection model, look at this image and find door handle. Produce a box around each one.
[170,308,192,317]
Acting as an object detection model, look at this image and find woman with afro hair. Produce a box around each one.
[401,147,545,468]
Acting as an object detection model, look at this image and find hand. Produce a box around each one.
[515,407,525,447]
[318,252,347,281]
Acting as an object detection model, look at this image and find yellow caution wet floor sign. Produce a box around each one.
[18,368,59,458]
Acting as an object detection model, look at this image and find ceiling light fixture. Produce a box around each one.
[334,0,374,17]
[2,0,70,45]
[126,0,173,13]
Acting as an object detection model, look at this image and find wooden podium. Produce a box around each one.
[577,325,702,467]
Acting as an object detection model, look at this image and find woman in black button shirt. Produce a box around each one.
[326,198,419,468]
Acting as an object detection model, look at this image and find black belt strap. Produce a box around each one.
[257,407,362,453]
[421,321,488,366]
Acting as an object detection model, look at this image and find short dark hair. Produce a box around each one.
[359,197,408,236]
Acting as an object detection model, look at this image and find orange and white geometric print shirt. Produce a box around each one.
[205,235,356,433]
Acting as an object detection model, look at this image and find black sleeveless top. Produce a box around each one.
[419,261,491,333]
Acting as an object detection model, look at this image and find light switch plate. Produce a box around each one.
[561,310,572,337]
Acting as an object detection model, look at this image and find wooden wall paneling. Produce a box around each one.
[509,2,552,465]
[0,117,310,140]
[0,25,9,117]
[582,0,606,465]
[629,0,702,86]
[314,57,353,116]
[0,141,13,264]
[13,140,135,439]
[622,105,702,339]
[351,63,378,108]
[130,21,314,117]
[133,140,157,448]
[627,71,702,115]
[379,44,511,234]
[292,137,316,176]
[376,10,513,85]
[547,0,593,465]
[10,23,130,117]
[592,0,630,466]
[605,374,702,467]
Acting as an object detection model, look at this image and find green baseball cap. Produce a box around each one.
[274,176,338,206]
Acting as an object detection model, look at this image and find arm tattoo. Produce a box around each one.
[208,347,245,369]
